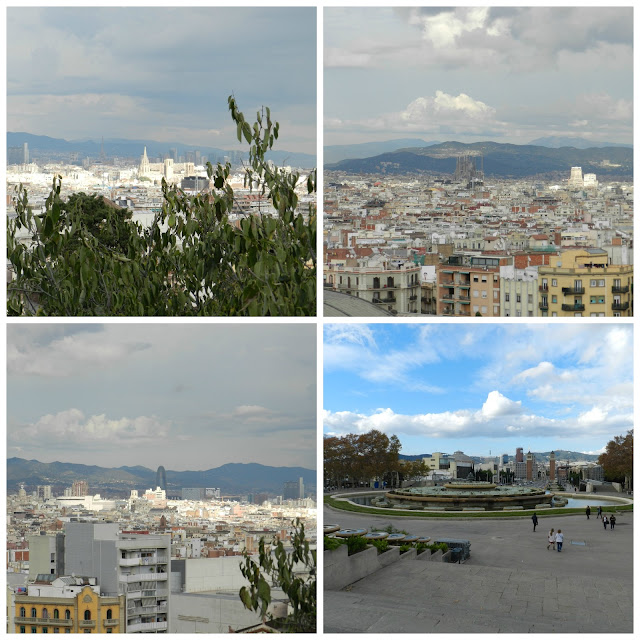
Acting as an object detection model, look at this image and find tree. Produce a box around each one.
[7,96,316,316]
[598,429,633,489]
[238,519,315,632]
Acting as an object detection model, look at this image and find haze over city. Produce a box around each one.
[324,7,632,146]
[7,7,316,154]
[323,323,633,457]
[8,324,316,470]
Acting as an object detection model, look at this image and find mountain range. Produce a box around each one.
[7,132,316,169]
[326,140,632,178]
[7,458,316,496]
[325,136,631,164]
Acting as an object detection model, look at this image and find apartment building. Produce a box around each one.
[538,248,633,317]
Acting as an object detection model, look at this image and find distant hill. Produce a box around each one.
[324,138,438,164]
[7,132,316,169]
[529,136,632,149]
[399,450,599,463]
[326,141,633,179]
[7,458,316,495]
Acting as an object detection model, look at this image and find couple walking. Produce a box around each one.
[547,528,564,552]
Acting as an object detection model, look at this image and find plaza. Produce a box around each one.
[323,503,633,633]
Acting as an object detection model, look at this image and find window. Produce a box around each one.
[598,279,605,287]
[516,310,521,317]
[551,295,557,303]
[541,278,548,290]
[84,611,91,621]
[42,609,49,619]
[590,279,597,287]
[31,628,37,634]
[590,313,605,317]
[528,311,533,317]
[481,306,487,313]
[505,293,510,302]
[65,611,71,621]
[473,276,479,282]
[106,630,112,634]
[54,630,59,634]
[574,312,582,317]
[473,290,479,297]
[482,291,487,298]
[20,607,26,618]
[31,608,37,618]
[551,279,557,287]
[43,628,48,634]
[106,610,112,620]
[481,275,487,282]
[516,294,521,303]
[528,294,533,303]
[20,627,26,634]
[53,610,59,620]
[473,305,479,313]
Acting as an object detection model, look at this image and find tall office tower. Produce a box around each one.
[72,480,88,496]
[170,148,178,162]
[549,451,556,483]
[298,477,305,499]
[23,142,29,164]
[194,150,201,165]
[156,466,167,492]
[65,523,170,633]
[37,485,52,500]
[515,448,524,463]
[526,451,533,481]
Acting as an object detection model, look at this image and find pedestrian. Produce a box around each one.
[556,529,564,552]
[597,506,602,519]
[586,505,591,519]
[547,528,556,550]
[610,514,616,530]
[532,512,538,532]
[603,515,608,530]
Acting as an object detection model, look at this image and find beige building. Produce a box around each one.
[325,258,421,314]
[538,248,633,317]
[437,265,501,317]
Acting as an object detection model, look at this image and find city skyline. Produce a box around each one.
[7,7,316,154]
[325,7,632,146]
[323,323,633,457]
[7,324,317,470]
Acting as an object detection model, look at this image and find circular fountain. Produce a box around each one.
[378,482,553,512]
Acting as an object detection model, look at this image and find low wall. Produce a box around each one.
[324,544,400,591]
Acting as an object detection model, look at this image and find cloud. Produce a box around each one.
[10,409,170,444]
[7,329,150,377]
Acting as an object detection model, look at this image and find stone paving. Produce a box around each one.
[323,504,633,633]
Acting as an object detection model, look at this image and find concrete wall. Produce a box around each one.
[183,557,248,593]
[169,591,277,633]
[324,544,402,591]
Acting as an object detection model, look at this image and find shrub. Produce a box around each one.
[370,539,390,555]
[323,536,345,551]
[346,536,368,556]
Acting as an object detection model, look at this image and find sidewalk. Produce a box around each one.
[323,505,633,633]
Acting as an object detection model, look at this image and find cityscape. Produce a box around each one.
[324,7,632,318]
[4,4,635,638]
[7,324,317,633]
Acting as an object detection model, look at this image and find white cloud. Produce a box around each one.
[480,391,522,419]
[10,409,169,444]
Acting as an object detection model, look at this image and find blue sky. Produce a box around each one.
[7,324,316,470]
[325,7,632,146]
[323,323,633,457]
[7,7,316,153]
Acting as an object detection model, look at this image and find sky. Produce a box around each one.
[324,7,633,146]
[7,7,317,154]
[7,323,317,471]
[323,323,633,458]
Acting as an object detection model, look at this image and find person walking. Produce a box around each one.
[532,513,538,532]
[556,529,564,552]
[610,514,616,530]
[547,528,556,550]
[597,505,602,519]
[586,505,591,519]
[603,515,608,530]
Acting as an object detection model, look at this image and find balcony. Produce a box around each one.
[539,302,548,310]
[457,283,471,289]
[561,287,585,295]
[440,280,455,287]
[127,604,168,617]
[121,572,168,583]
[383,296,396,303]
[561,304,585,312]
[79,620,96,629]
[440,294,454,301]
[612,285,629,294]
[612,301,630,311]
[15,617,73,627]
[104,619,119,628]
[538,285,549,292]
[120,557,142,566]
[127,621,168,633]
[409,295,418,301]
